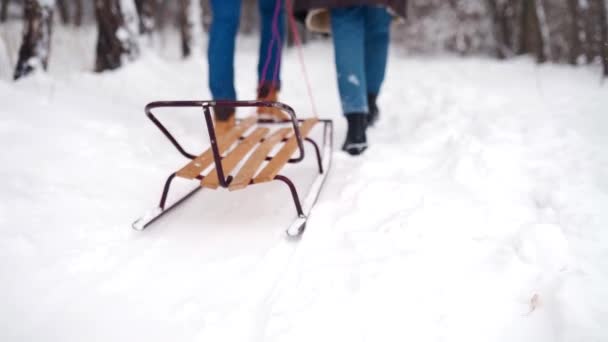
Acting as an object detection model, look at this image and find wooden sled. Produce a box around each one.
[133,100,333,237]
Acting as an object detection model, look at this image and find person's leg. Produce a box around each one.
[331,6,368,114]
[257,0,286,119]
[258,0,285,90]
[364,6,391,97]
[208,0,242,102]
[208,0,242,133]
[363,6,391,126]
[331,7,368,155]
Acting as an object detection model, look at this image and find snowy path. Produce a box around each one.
[1,35,607,341]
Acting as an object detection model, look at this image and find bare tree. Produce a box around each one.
[1,0,9,22]
[179,0,202,58]
[518,0,547,62]
[74,0,82,26]
[55,0,69,24]
[577,0,600,63]
[135,0,156,35]
[488,0,516,59]
[94,0,139,72]
[241,0,257,34]
[567,0,584,64]
[202,0,211,32]
[14,0,54,80]
[179,0,192,57]
[155,0,169,30]
[600,0,608,76]
[535,0,552,62]
[518,0,532,54]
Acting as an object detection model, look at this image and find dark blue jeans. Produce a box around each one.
[208,0,285,100]
[330,6,391,115]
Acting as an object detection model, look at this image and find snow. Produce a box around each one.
[1,25,608,342]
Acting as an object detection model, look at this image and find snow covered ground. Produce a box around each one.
[1,24,607,342]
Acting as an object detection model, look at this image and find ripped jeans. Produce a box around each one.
[330,6,391,115]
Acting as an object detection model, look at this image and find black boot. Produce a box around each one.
[367,93,380,127]
[342,113,368,156]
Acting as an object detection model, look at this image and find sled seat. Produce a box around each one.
[175,115,319,191]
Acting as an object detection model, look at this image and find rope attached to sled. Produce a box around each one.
[258,0,319,119]
[285,0,319,118]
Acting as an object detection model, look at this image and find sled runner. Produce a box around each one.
[133,100,333,237]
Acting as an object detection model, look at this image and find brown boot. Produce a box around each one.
[214,106,235,136]
[257,85,289,121]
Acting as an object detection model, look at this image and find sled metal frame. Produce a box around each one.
[133,100,333,237]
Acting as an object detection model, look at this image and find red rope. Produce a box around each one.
[258,0,319,118]
[259,0,283,91]
[285,0,319,118]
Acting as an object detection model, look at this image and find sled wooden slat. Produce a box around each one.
[228,127,292,191]
[254,119,318,184]
[201,127,269,189]
[176,116,257,179]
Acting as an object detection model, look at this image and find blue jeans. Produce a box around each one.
[330,6,391,115]
[208,0,285,100]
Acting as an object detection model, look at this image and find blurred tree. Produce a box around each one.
[14,0,54,80]
[202,0,211,31]
[535,0,552,62]
[599,0,608,76]
[94,0,139,72]
[577,0,594,63]
[586,0,607,65]
[4,0,604,77]
[74,0,82,26]
[519,0,547,62]
[135,0,156,35]
[56,0,69,24]
[488,0,516,58]
[179,0,202,58]
[155,0,168,30]
[179,0,192,57]
[241,0,257,34]
[1,0,9,22]
[567,0,584,64]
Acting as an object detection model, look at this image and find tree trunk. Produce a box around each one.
[1,0,9,22]
[519,0,546,62]
[241,0,257,34]
[135,0,156,35]
[74,0,82,26]
[534,0,551,62]
[14,0,54,80]
[179,0,202,58]
[202,0,211,32]
[94,0,139,72]
[518,0,531,55]
[155,0,167,30]
[56,0,69,24]
[179,0,191,57]
[600,0,608,76]
[488,0,516,59]
[581,0,595,63]
[568,0,582,65]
